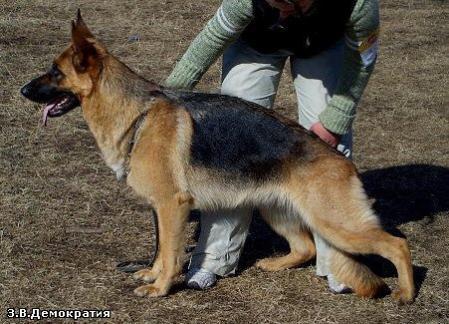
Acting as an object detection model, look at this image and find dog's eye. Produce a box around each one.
[49,65,63,79]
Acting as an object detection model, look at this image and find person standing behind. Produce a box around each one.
[165,0,380,291]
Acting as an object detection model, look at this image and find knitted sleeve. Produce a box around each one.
[319,0,380,135]
[165,0,254,89]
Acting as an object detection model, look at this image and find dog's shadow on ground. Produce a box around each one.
[362,164,449,229]
[238,164,449,293]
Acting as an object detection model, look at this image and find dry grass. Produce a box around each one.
[1,0,449,322]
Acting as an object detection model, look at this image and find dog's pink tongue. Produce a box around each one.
[42,102,56,126]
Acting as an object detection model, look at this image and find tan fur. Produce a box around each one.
[41,13,415,302]
[256,208,316,271]
[283,157,415,303]
[329,249,386,298]
[127,101,194,296]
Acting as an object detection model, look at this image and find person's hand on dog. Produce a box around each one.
[310,122,340,148]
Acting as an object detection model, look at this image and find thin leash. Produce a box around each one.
[115,109,159,273]
[116,208,159,273]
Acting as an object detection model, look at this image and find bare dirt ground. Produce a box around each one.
[1,0,449,323]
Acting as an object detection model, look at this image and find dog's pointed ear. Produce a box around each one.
[76,8,84,25]
[71,9,107,73]
[72,9,94,41]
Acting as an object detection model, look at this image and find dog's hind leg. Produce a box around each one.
[256,208,316,272]
[288,158,415,303]
[134,192,193,297]
[256,205,385,297]
[322,226,413,303]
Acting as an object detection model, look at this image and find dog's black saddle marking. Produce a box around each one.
[168,91,309,181]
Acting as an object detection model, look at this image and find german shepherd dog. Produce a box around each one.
[21,11,415,304]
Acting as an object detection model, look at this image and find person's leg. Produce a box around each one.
[188,208,253,276]
[290,40,352,292]
[187,40,288,288]
[291,40,352,158]
[221,39,288,108]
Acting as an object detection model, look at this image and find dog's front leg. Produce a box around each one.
[134,192,192,297]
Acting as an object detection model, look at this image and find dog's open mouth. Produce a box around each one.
[42,93,80,126]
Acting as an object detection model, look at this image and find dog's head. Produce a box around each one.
[20,10,107,125]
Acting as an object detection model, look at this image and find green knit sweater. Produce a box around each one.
[165,0,379,135]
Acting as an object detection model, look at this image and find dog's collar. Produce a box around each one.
[128,110,149,156]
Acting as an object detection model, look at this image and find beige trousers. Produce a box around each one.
[189,39,352,277]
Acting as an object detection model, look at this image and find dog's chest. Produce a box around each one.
[110,162,126,181]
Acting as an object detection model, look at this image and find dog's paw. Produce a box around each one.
[256,257,286,272]
[134,284,167,297]
[392,288,415,305]
[133,269,159,283]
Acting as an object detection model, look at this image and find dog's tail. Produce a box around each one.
[330,248,386,298]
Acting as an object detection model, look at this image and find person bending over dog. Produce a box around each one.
[165,0,380,291]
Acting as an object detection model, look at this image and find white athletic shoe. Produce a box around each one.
[186,267,217,290]
[327,273,351,294]
[185,268,348,293]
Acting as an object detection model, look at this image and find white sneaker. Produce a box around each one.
[185,267,348,292]
[327,273,351,294]
[186,267,217,290]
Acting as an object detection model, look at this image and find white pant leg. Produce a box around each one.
[221,39,288,109]
[190,40,289,276]
[291,40,352,157]
[189,208,253,276]
[290,40,353,277]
